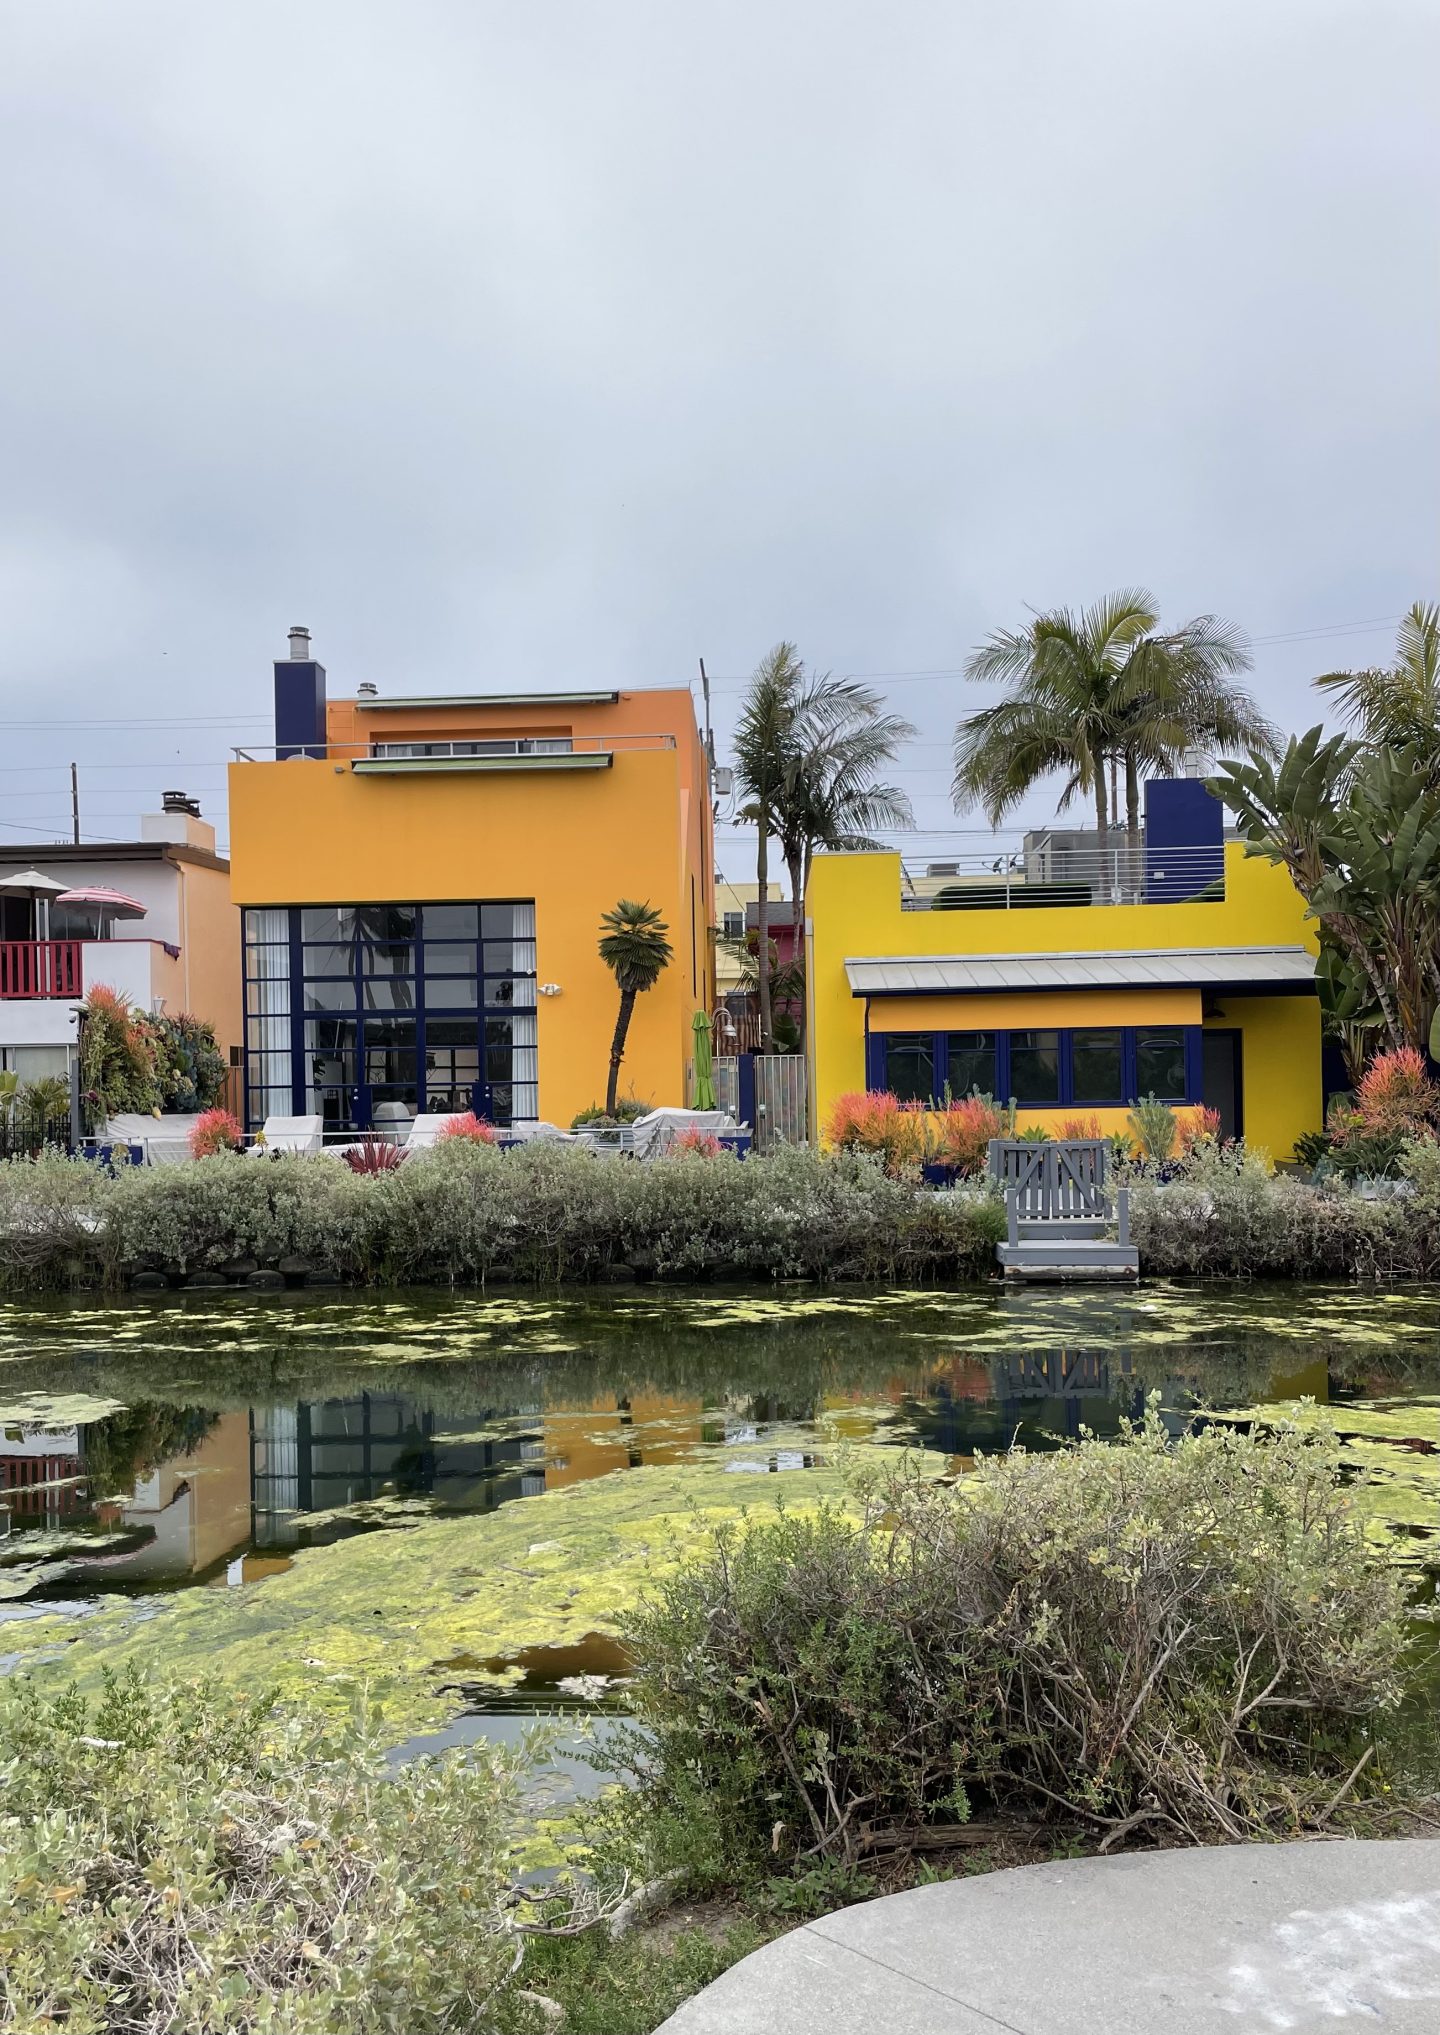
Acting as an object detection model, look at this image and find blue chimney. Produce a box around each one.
[274,625,326,758]
[1144,777,1224,903]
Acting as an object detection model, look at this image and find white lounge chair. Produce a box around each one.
[250,1114,324,1156]
[101,1113,204,1165]
[629,1107,736,1159]
[402,1112,465,1151]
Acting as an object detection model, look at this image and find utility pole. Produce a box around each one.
[698,657,715,777]
[70,763,80,845]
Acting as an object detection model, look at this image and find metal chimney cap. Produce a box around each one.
[162,789,201,817]
[287,626,312,661]
[356,682,378,697]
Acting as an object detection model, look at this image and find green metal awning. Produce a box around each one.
[351,753,614,776]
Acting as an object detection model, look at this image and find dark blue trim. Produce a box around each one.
[243,900,538,1132]
[870,1024,1204,1108]
[1183,1026,1205,1107]
[287,910,305,1113]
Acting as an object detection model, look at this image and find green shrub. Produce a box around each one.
[79,984,160,1114]
[1126,1092,1179,1162]
[0,1144,1006,1291]
[571,1099,649,1127]
[0,1668,523,2034]
[618,1414,1410,1877]
[1125,1143,1440,1277]
[142,1010,227,1112]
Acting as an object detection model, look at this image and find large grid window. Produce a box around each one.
[867,1023,1201,1110]
[242,902,537,1131]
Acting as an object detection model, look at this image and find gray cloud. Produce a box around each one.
[0,0,1435,858]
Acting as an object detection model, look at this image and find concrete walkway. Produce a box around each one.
[657,1840,1440,2033]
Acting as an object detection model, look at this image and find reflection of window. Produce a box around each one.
[1072,1029,1123,1103]
[945,1032,995,1097]
[1136,1030,1186,1102]
[1011,1030,1060,1105]
[883,1034,934,1103]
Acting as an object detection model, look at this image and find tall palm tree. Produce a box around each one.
[955,589,1276,843]
[773,685,916,914]
[733,648,912,1050]
[955,590,1158,839]
[1112,616,1278,834]
[732,644,807,1054]
[598,899,672,1114]
[1315,601,1440,756]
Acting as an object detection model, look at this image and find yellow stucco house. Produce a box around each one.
[806,783,1323,1161]
[226,630,715,1135]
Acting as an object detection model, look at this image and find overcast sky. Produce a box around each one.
[0,1,1435,868]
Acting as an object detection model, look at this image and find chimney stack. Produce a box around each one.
[274,624,327,759]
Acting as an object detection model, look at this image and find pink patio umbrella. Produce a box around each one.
[53,885,147,939]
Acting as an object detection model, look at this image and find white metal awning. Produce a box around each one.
[845,946,1318,997]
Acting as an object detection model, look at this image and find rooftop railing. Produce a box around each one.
[895,841,1228,910]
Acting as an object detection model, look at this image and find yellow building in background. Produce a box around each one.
[226,630,714,1134]
[807,789,1323,1160]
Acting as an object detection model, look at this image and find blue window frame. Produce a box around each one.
[867,1023,1201,1108]
[242,901,537,1132]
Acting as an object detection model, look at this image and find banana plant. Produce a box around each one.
[1211,731,1440,1063]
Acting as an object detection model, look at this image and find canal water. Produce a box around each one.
[1,1284,1437,1752]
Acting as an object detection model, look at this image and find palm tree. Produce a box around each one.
[733,648,913,1050]
[773,686,916,915]
[732,644,806,1054]
[1315,601,1440,755]
[1111,616,1279,834]
[598,900,673,1114]
[955,589,1276,844]
[771,687,914,1033]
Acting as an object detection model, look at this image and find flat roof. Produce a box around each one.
[0,840,228,874]
[845,945,1318,997]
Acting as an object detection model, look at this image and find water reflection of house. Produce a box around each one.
[250,1394,551,1548]
[0,1428,84,1529]
[98,1412,252,1582]
[0,1412,251,1584]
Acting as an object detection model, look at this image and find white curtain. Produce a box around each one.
[245,909,291,1125]
[511,902,537,1114]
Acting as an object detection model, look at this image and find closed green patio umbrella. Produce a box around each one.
[691,1008,717,1110]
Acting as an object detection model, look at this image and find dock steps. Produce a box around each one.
[989,1137,1139,1284]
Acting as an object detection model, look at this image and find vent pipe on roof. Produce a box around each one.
[288,626,312,661]
[162,790,201,818]
[357,682,378,698]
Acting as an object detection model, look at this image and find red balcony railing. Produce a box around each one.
[0,939,84,1000]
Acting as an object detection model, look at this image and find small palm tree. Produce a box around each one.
[1315,601,1440,754]
[598,900,673,1115]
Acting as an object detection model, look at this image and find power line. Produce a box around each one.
[693,613,1407,693]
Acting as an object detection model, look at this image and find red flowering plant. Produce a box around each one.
[1326,1046,1440,1179]
[189,1108,243,1157]
[344,1137,406,1174]
[436,1111,498,1145]
[670,1127,723,1157]
[825,1091,927,1176]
